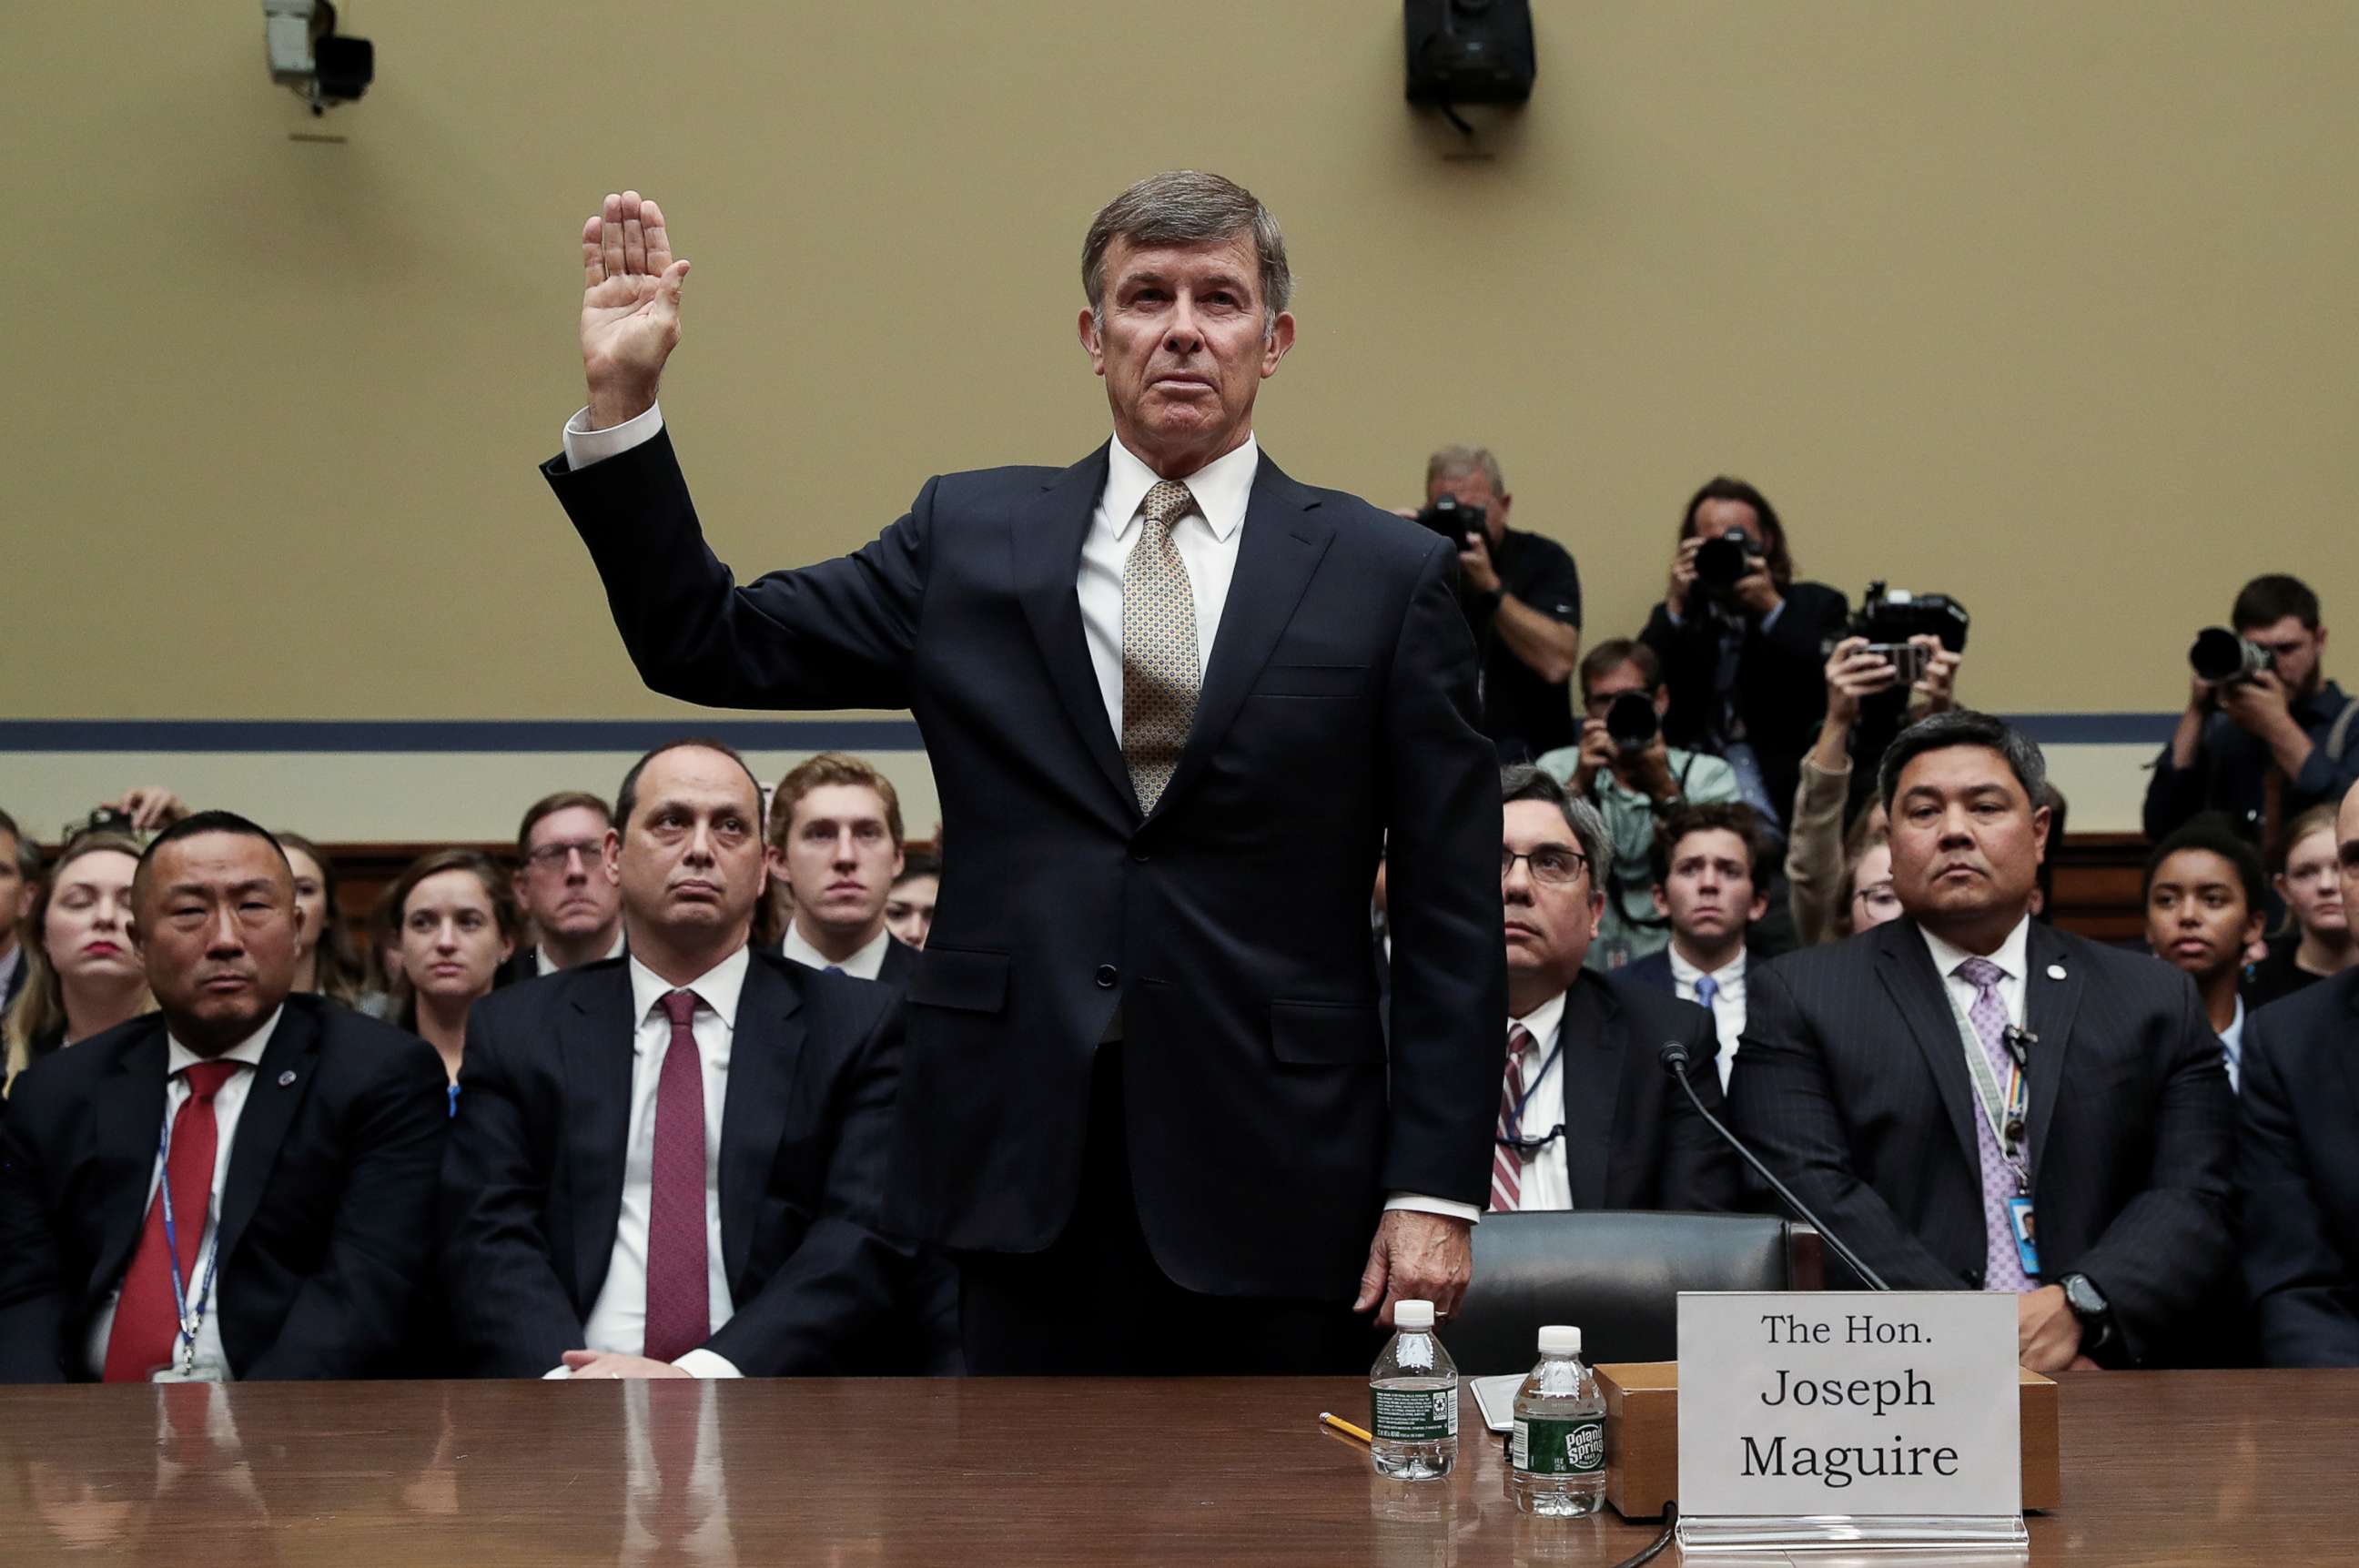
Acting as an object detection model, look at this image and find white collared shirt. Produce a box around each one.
[532,928,628,977]
[1667,946,1748,1090]
[85,1008,285,1380]
[1503,991,1573,1212]
[781,921,892,981]
[564,946,753,1380]
[2218,995,2247,1093]
[1920,916,2033,1037]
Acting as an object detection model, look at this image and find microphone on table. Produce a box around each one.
[1656,1040,1889,1292]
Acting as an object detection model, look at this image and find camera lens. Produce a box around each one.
[1605,691,1658,749]
[2189,627,2261,683]
[1694,531,1750,588]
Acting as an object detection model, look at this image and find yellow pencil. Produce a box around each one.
[1320,1411,1373,1444]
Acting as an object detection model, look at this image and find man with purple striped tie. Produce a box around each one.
[439,739,935,1378]
[1729,712,2240,1371]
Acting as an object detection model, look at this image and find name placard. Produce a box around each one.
[1676,1291,2020,1522]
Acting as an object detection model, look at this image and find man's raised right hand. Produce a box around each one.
[579,190,690,430]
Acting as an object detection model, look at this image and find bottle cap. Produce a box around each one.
[1395,1300,1436,1331]
[1538,1324,1582,1355]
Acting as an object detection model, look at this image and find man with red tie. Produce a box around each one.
[0,813,448,1381]
[439,738,926,1378]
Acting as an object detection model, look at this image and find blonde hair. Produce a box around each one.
[4,833,156,1092]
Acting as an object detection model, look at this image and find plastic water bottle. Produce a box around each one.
[1511,1323,1607,1514]
[1369,1300,1458,1480]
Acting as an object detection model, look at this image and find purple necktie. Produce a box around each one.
[643,990,711,1364]
[1955,957,2032,1293]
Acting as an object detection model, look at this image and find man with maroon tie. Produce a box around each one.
[0,813,448,1381]
[438,738,922,1378]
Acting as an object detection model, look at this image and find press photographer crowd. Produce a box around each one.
[5,450,2357,1388]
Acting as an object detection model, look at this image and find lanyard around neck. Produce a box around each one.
[1943,980,2031,1183]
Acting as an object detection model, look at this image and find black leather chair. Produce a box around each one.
[1448,1210,1823,1374]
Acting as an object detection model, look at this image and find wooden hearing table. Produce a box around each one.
[0,1370,2351,1564]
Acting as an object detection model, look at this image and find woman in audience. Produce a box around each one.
[276,830,370,1009]
[2247,804,2352,1007]
[386,849,519,1107]
[886,848,940,950]
[1833,808,1901,939]
[2,832,154,1089]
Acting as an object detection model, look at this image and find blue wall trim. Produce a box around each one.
[0,713,2170,753]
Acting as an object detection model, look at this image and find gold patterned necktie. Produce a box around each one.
[1121,479,1201,814]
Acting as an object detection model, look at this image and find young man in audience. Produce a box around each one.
[884,849,940,952]
[2142,818,2267,1090]
[1491,766,1740,1215]
[500,791,625,986]
[0,813,448,1381]
[2146,573,2359,845]
[1536,640,1740,973]
[1730,712,2238,1371]
[2238,780,2359,1365]
[0,809,37,1013]
[440,739,927,1379]
[762,753,916,985]
[1622,803,1775,1091]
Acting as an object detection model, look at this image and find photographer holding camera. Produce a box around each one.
[1535,640,1744,972]
[1638,477,1848,828]
[1411,445,1584,761]
[2144,574,2359,845]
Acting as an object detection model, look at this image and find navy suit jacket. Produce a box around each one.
[1727,917,2239,1366]
[2238,971,2359,1366]
[0,997,448,1381]
[1545,974,1743,1212]
[546,430,1503,1300]
[438,951,916,1377]
[1618,949,1676,996]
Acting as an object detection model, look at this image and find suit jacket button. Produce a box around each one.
[1095,965,1119,988]
[1129,847,1149,863]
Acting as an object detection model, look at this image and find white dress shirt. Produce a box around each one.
[562,406,1471,1225]
[1503,992,1573,1212]
[562,947,753,1380]
[782,921,892,980]
[2217,995,2247,1094]
[85,1008,284,1380]
[1667,946,1748,1090]
[1921,916,2033,1036]
[532,929,627,977]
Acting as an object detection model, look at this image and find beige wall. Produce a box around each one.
[9,3,2354,736]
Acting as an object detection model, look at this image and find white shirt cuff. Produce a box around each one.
[562,400,665,470]
[542,1365,571,1380]
[1386,1192,1483,1225]
[673,1348,743,1380]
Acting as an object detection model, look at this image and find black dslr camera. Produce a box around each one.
[1693,529,1764,593]
[2189,627,2273,685]
[1416,494,1483,549]
[1604,692,1658,752]
[1848,582,1970,681]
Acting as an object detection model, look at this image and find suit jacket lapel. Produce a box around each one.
[1014,445,1139,827]
[562,966,637,1312]
[718,961,804,1293]
[214,1006,321,1270]
[1150,456,1334,822]
[1557,978,1623,1209]
[1876,922,1980,1179]
[89,1025,171,1304]
[2023,923,2084,1180]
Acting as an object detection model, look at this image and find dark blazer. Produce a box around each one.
[0,996,448,1381]
[547,431,1503,1301]
[875,934,917,989]
[1639,581,1848,827]
[438,950,918,1377]
[2238,971,2359,1366]
[1549,973,1744,1212]
[1726,917,2239,1366]
[1618,949,1676,996]
[492,949,537,991]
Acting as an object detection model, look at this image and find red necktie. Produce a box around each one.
[1490,1024,1534,1213]
[104,1060,246,1382]
[643,990,710,1364]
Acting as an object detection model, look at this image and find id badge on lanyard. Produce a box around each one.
[1950,989,2038,1279]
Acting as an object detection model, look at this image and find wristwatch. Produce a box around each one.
[2059,1272,2115,1355]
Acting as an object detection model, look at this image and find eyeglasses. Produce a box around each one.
[1502,847,1590,887]
[523,839,603,872]
[1850,881,1901,915]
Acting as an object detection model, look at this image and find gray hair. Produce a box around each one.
[1081,170,1292,336]
[1877,709,2049,814]
[1500,764,1610,890]
[1427,444,1506,497]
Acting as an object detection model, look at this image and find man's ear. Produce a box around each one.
[1077,308,1106,376]
[1747,890,1771,925]
[2030,804,2052,864]
[602,828,623,887]
[1259,311,1296,378]
[1651,885,1671,920]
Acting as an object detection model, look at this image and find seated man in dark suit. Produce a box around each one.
[2239,780,2359,1365]
[1490,766,1741,1215]
[761,752,917,985]
[440,738,919,1378]
[1729,711,2239,1371]
[0,813,448,1381]
[1621,801,1775,1091]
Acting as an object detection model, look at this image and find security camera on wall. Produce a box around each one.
[1404,0,1534,137]
[263,0,373,114]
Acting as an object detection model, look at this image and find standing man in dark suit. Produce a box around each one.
[1729,712,2238,1371]
[1492,767,1740,1214]
[2238,780,2359,1365]
[439,739,918,1378]
[0,813,447,1381]
[542,171,1502,1372]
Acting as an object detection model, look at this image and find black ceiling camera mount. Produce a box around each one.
[263,0,373,115]
[1404,0,1535,137]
